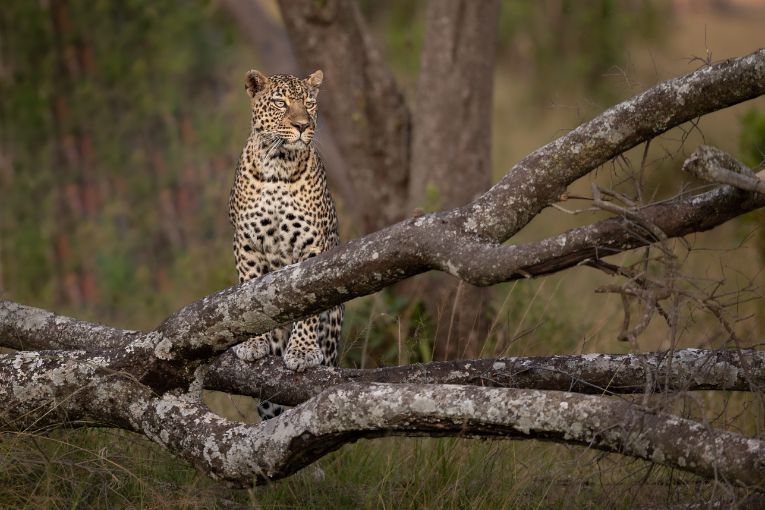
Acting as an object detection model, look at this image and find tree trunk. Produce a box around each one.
[405,0,501,359]
[409,0,499,210]
[278,0,411,234]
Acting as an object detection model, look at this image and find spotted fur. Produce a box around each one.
[228,69,343,418]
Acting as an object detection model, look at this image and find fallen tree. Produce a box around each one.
[2,48,765,488]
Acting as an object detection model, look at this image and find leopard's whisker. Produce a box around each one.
[266,138,283,159]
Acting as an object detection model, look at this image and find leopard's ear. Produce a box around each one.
[306,69,323,89]
[245,69,269,99]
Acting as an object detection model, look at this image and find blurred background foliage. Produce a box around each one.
[1,0,765,507]
[1,0,244,327]
[0,0,682,338]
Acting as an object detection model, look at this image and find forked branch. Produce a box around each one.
[2,350,763,487]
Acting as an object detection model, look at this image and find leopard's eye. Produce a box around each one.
[305,98,316,107]
[272,99,287,108]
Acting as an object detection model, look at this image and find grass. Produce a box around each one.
[3,425,760,509]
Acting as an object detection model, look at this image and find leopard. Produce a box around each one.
[228,69,343,419]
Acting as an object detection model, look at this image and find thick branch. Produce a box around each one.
[430,168,765,285]
[205,348,765,405]
[3,52,764,364]
[154,51,765,359]
[155,173,765,361]
[2,39,765,492]
[0,300,140,351]
[2,353,763,488]
[0,349,151,431]
[459,49,765,241]
[4,158,764,360]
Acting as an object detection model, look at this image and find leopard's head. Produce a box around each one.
[245,69,323,149]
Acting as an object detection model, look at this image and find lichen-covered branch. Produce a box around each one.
[5,52,763,363]
[458,49,765,241]
[153,49,765,359]
[0,300,140,351]
[3,152,764,361]
[424,169,765,285]
[204,348,765,406]
[2,352,763,487]
[683,144,765,195]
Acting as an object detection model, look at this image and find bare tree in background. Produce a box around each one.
[2,49,765,501]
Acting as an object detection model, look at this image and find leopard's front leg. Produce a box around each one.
[231,236,289,362]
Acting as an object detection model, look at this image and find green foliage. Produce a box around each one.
[1,0,243,324]
[740,108,765,168]
[738,108,765,263]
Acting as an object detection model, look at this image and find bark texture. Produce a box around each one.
[404,0,501,359]
[3,350,764,488]
[409,0,499,210]
[684,144,765,195]
[2,49,765,488]
[205,348,765,406]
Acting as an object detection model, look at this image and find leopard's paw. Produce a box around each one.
[300,245,324,260]
[232,337,270,361]
[283,345,323,372]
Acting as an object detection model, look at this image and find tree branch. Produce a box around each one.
[430,164,765,285]
[683,144,765,195]
[3,147,764,359]
[459,49,765,241]
[0,300,140,351]
[204,348,765,405]
[152,49,765,361]
[3,350,763,487]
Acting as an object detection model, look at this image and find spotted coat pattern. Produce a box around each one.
[228,70,343,417]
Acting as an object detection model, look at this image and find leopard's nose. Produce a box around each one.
[292,120,309,133]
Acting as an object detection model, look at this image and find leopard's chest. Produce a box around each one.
[239,181,322,265]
